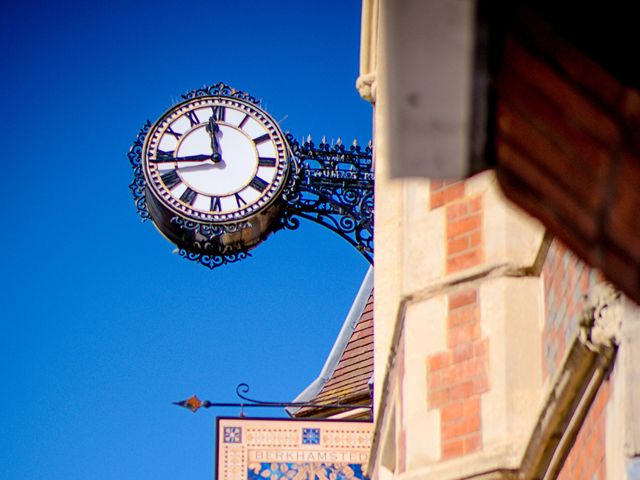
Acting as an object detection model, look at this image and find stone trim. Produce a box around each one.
[518,283,620,480]
[357,0,378,103]
[368,300,407,478]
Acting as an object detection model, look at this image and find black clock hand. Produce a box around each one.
[150,153,212,163]
[205,115,223,163]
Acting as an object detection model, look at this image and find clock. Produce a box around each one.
[140,92,291,256]
[129,83,375,268]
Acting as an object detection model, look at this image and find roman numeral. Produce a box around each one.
[165,125,183,139]
[212,106,226,122]
[258,157,276,167]
[238,114,250,129]
[210,196,221,212]
[155,150,175,162]
[253,133,271,145]
[185,110,200,126]
[160,170,181,189]
[180,188,197,205]
[234,193,247,208]
[249,176,269,193]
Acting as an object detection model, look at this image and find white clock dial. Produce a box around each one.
[143,96,289,223]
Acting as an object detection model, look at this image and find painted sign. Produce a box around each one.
[216,418,373,480]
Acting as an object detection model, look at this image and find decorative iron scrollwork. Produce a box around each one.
[128,121,151,220]
[177,248,252,270]
[281,135,374,263]
[181,82,260,105]
[170,216,253,240]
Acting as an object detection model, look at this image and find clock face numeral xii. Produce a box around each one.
[212,106,225,122]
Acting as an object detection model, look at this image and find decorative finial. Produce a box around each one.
[306,134,312,143]
[336,137,342,146]
[321,135,327,144]
[173,395,203,413]
[352,138,358,147]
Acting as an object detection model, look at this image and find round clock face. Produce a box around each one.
[143,96,289,223]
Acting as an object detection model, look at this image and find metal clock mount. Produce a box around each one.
[129,83,373,269]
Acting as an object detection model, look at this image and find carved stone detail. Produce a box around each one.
[356,73,377,103]
[579,282,622,350]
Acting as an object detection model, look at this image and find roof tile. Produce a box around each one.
[293,291,374,418]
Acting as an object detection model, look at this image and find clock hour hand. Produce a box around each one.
[150,153,212,163]
[205,115,223,163]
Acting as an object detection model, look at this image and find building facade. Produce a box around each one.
[356,1,640,479]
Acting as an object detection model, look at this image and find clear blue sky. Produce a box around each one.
[0,1,371,479]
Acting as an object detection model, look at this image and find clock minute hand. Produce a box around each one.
[205,116,223,163]
[151,153,213,163]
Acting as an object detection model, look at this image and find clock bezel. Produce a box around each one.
[142,95,290,224]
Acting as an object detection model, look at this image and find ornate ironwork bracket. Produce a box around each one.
[281,135,374,263]
[174,383,372,416]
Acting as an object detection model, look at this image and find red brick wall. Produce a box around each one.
[430,180,465,209]
[542,240,600,379]
[446,196,483,273]
[430,180,484,274]
[557,381,610,480]
[426,289,490,459]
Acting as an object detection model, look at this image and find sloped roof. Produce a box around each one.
[289,268,373,419]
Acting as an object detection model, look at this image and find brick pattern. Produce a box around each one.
[430,180,465,210]
[426,289,489,460]
[494,8,640,305]
[446,196,483,274]
[542,240,600,379]
[557,381,609,480]
[430,179,485,275]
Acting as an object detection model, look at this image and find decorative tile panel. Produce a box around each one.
[217,419,373,480]
[224,426,242,444]
[302,428,320,445]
